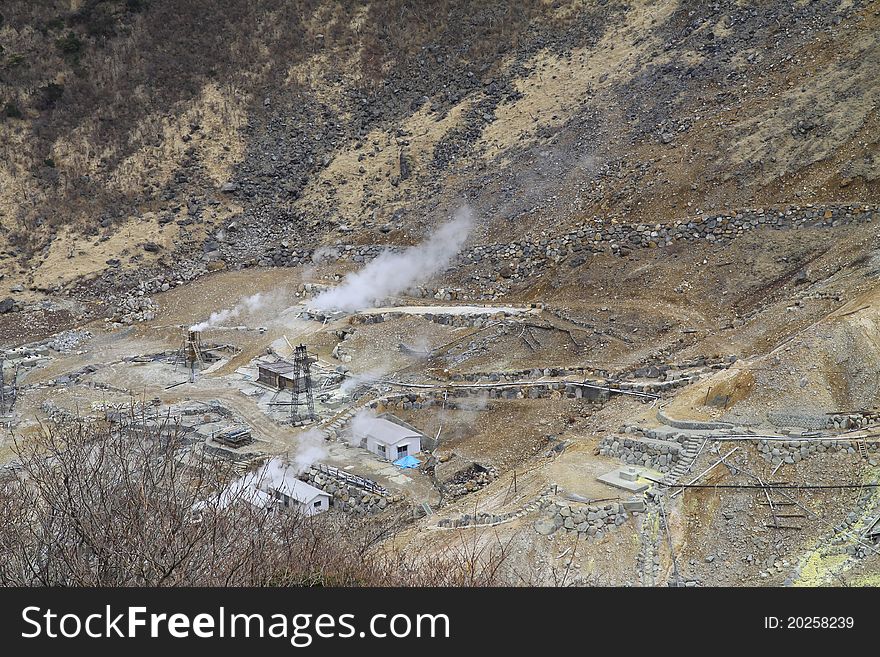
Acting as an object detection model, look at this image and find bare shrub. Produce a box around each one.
[0,411,508,586]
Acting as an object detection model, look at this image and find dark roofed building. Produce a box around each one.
[257,361,299,390]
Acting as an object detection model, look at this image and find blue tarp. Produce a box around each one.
[393,455,421,469]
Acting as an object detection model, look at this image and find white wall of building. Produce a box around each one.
[366,434,421,460]
[302,493,330,516]
[269,486,331,516]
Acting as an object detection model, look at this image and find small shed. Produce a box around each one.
[355,415,423,461]
[214,426,252,447]
[265,479,330,516]
[195,459,331,517]
[257,361,299,390]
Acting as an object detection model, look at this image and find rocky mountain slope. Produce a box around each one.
[0,0,877,329]
[3,2,880,591]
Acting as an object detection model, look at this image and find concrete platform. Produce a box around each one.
[597,466,652,493]
[622,497,647,512]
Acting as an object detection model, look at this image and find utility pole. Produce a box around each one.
[0,355,6,414]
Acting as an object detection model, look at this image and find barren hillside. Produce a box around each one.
[0,1,877,308]
[1,0,879,588]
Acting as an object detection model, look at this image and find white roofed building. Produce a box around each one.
[205,458,331,516]
[256,460,331,516]
[353,415,423,462]
[264,478,330,516]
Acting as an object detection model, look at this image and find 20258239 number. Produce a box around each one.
[787,617,854,629]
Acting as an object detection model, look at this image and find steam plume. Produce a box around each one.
[290,428,327,473]
[346,408,382,447]
[190,290,281,331]
[309,206,474,312]
[201,432,327,512]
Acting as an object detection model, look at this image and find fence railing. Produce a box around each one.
[312,463,388,496]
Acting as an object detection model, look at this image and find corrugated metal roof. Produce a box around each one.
[359,417,422,445]
[246,488,274,509]
[270,479,329,504]
[258,361,298,376]
[196,459,328,512]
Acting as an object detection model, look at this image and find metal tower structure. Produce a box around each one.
[175,330,205,382]
[0,355,17,416]
[288,344,316,424]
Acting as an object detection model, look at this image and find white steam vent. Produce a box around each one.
[309,206,474,312]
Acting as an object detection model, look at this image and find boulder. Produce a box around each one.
[533,517,558,536]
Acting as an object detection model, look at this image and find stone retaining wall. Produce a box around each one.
[349,309,511,329]
[436,488,550,529]
[461,203,878,284]
[443,367,603,381]
[598,436,681,473]
[758,439,880,464]
[656,409,733,430]
[428,359,733,404]
[367,382,611,412]
[367,377,696,414]
[301,466,397,515]
[766,411,829,430]
[90,203,879,313]
[826,413,880,430]
[256,204,877,277]
[534,499,632,539]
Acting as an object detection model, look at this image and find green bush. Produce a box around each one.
[3,102,23,119]
[5,53,26,68]
[55,31,84,56]
[45,16,65,32]
[35,83,64,110]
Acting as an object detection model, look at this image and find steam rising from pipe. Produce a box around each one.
[339,368,385,396]
[309,206,474,312]
[190,290,284,331]
[190,292,264,331]
[346,408,382,447]
[200,431,327,512]
[290,428,327,473]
